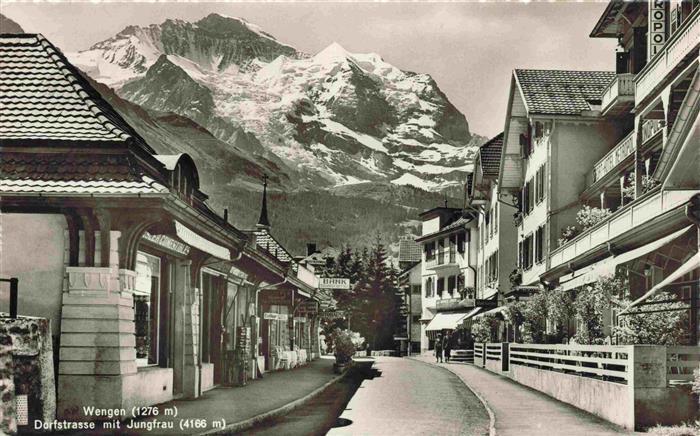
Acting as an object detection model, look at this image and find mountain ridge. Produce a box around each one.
[69,13,485,193]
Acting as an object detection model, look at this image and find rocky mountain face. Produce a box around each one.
[70,13,484,192]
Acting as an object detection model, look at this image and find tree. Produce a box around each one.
[614,291,688,345]
[471,314,499,343]
[573,275,626,345]
[547,287,576,342]
[521,291,549,343]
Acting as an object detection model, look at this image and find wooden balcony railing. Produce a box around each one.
[636,10,700,106]
[549,189,698,270]
[641,119,664,145]
[591,131,636,184]
[601,73,635,114]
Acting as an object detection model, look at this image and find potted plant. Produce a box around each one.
[332,329,356,373]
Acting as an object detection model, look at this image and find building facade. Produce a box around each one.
[416,207,480,352]
[0,33,321,427]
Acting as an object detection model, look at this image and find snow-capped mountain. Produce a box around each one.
[70,13,483,191]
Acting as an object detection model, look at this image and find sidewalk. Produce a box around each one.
[411,356,633,436]
[76,357,339,435]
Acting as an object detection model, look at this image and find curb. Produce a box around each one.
[197,363,353,435]
[408,357,497,436]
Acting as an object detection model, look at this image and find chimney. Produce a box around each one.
[307,243,317,256]
[223,207,229,223]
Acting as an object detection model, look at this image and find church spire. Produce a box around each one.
[257,174,271,229]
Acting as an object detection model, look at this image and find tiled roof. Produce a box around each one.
[479,133,504,178]
[514,69,616,115]
[0,34,142,143]
[255,229,293,264]
[0,152,168,195]
[398,236,421,263]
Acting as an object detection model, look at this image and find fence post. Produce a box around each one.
[629,345,668,430]
[10,278,18,319]
[502,342,509,372]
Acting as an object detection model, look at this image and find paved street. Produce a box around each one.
[412,356,632,436]
[329,357,490,436]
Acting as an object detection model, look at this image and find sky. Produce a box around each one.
[2,1,616,138]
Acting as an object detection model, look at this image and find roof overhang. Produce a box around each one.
[589,1,626,38]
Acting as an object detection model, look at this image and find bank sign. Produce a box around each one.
[318,277,351,290]
[648,0,667,59]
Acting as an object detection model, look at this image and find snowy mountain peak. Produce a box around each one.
[314,42,353,63]
[71,14,483,192]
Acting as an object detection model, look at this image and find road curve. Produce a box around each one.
[329,357,490,436]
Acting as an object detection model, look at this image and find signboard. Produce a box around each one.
[319,277,351,290]
[259,289,291,305]
[648,0,667,59]
[277,313,289,321]
[263,312,279,320]
[320,310,346,320]
[460,299,498,310]
[236,326,251,353]
[294,316,307,323]
[296,301,319,316]
[142,232,190,256]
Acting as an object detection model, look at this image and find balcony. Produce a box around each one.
[640,119,664,146]
[549,189,698,270]
[600,73,635,116]
[435,298,463,312]
[588,131,636,186]
[635,10,699,107]
[425,248,458,270]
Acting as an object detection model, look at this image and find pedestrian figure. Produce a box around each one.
[435,334,443,363]
[444,333,452,363]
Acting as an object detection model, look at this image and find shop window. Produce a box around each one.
[134,252,160,366]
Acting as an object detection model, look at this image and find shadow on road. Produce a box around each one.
[240,360,375,436]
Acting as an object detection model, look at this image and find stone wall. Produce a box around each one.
[0,315,56,435]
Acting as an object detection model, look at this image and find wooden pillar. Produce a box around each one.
[77,211,96,267]
[95,208,111,268]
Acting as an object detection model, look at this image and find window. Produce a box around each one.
[522,183,529,215]
[411,285,421,295]
[447,276,456,295]
[523,234,533,270]
[527,179,534,213]
[518,241,523,268]
[437,278,445,296]
[457,232,466,253]
[134,252,161,366]
[536,165,545,204]
[425,278,433,298]
[535,225,545,264]
[494,203,498,234]
[425,242,436,260]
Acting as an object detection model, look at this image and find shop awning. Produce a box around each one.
[559,226,694,291]
[175,221,231,261]
[620,252,700,315]
[425,312,471,332]
[473,305,508,319]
